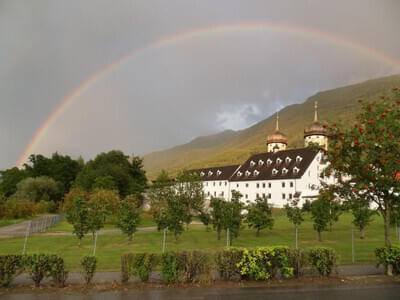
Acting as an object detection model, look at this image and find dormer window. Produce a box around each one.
[293,167,300,174]
[267,159,273,166]
[276,158,282,165]
[250,160,256,167]
[200,171,205,177]
[282,168,288,175]
[245,170,251,177]
[217,170,222,176]
[296,156,303,163]
[208,171,213,176]
[258,160,264,166]
[272,168,278,176]
[285,157,292,164]
[253,170,260,176]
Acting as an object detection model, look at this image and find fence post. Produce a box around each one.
[22,221,31,254]
[93,232,98,256]
[295,226,298,250]
[226,228,230,247]
[351,226,355,264]
[162,228,167,253]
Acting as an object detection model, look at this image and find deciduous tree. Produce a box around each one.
[322,89,400,250]
[247,195,274,236]
[117,197,141,243]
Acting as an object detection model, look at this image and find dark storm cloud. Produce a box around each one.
[1,0,400,168]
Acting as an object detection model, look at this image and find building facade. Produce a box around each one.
[191,102,332,207]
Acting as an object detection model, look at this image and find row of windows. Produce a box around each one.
[204,181,228,187]
[234,182,294,189]
[207,191,225,197]
[205,181,295,188]
[206,190,293,201]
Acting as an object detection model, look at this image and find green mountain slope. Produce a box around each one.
[143,74,400,179]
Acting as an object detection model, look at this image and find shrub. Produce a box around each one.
[81,256,97,284]
[24,254,52,287]
[288,249,308,277]
[47,255,68,287]
[375,245,400,274]
[0,255,24,287]
[38,200,58,214]
[160,252,181,283]
[120,253,158,282]
[131,253,159,282]
[308,247,338,276]
[4,198,36,219]
[237,247,294,280]
[121,253,134,283]
[177,250,211,282]
[215,248,244,280]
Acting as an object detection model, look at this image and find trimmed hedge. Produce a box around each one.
[237,246,294,280]
[375,245,400,274]
[308,247,338,276]
[81,256,97,284]
[0,255,24,287]
[0,254,69,287]
[121,253,158,282]
[215,248,244,280]
[121,247,339,283]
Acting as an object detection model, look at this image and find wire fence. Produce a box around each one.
[23,214,64,254]
[28,214,64,234]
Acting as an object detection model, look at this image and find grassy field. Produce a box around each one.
[0,212,398,272]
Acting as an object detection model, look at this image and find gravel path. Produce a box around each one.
[0,220,32,238]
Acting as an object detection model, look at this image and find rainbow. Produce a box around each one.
[17,22,400,167]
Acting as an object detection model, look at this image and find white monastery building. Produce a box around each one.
[192,102,333,207]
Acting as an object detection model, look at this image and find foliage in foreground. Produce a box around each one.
[375,245,400,275]
[81,256,97,284]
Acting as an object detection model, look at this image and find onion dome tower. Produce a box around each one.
[267,113,287,153]
[304,101,328,150]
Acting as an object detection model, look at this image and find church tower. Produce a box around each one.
[267,113,287,153]
[304,101,328,150]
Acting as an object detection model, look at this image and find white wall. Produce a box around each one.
[203,180,230,200]
[199,151,335,208]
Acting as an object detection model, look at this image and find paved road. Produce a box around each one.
[0,220,31,238]
[2,283,400,300]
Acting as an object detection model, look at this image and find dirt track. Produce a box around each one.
[0,220,31,238]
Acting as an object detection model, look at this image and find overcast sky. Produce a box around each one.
[1,0,400,169]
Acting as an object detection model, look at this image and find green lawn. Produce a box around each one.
[0,212,398,272]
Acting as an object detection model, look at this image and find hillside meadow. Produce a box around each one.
[143,74,400,179]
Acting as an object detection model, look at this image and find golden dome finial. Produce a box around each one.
[275,112,280,132]
[314,101,318,122]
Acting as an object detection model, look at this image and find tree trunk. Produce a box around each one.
[383,208,393,276]
[128,234,133,244]
[92,232,95,240]
[384,209,391,248]
[256,228,260,237]
[317,230,322,242]
[78,237,82,248]
[360,227,365,240]
[217,228,221,240]
[174,232,178,243]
